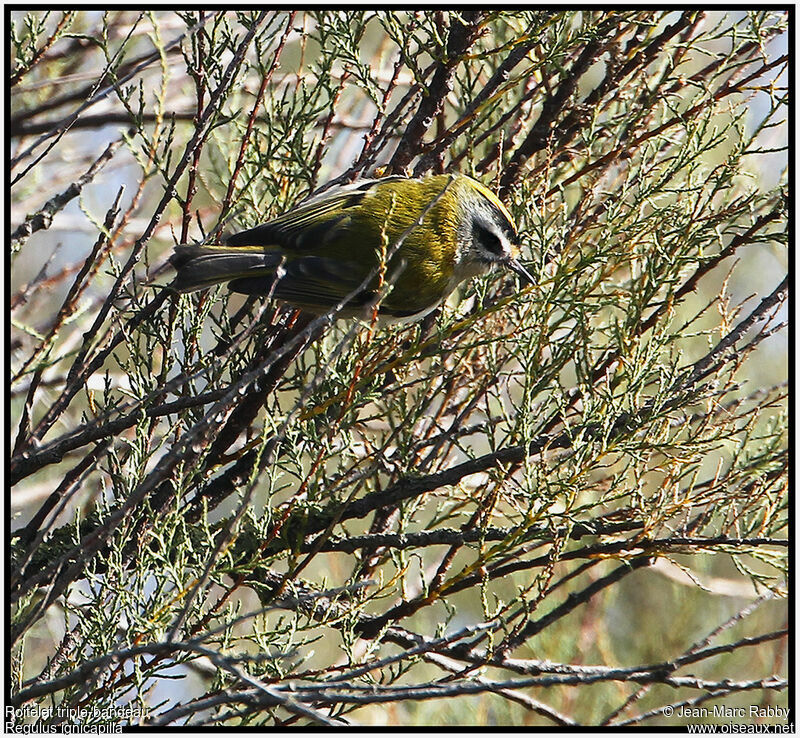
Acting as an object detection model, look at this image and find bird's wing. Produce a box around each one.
[225,176,409,251]
[228,255,379,310]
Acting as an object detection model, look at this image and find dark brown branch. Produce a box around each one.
[13,188,125,448]
[390,11,485,173]
[413,26,543,175]
[10,16,212,178]
[548,52,789,198]
[9,42,183,127]
[22,13,268,449]
[10,137,125,250]
[498,16,618,198]
[11,111,197,137]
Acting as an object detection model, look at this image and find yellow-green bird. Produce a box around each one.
[170,173,534,322]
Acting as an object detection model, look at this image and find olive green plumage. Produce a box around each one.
[170,174,534,321]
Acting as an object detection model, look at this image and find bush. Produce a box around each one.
[10,10,788,727]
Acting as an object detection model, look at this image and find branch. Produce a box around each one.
[390,11,485,172]
[10,137,125,250]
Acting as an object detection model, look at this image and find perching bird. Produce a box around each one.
[171,173,534,322]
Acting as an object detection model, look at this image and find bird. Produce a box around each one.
[170,173,535,322]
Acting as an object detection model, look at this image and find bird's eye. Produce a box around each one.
[475,224,505,257]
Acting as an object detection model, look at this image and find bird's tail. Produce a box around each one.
[170,244,281,293]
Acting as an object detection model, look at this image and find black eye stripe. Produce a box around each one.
[474,224,505,255]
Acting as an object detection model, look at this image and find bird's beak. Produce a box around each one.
[506,258,536,287]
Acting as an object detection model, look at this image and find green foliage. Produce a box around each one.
[9,9,788,728]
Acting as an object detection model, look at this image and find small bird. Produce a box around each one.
[170,174,534,322]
